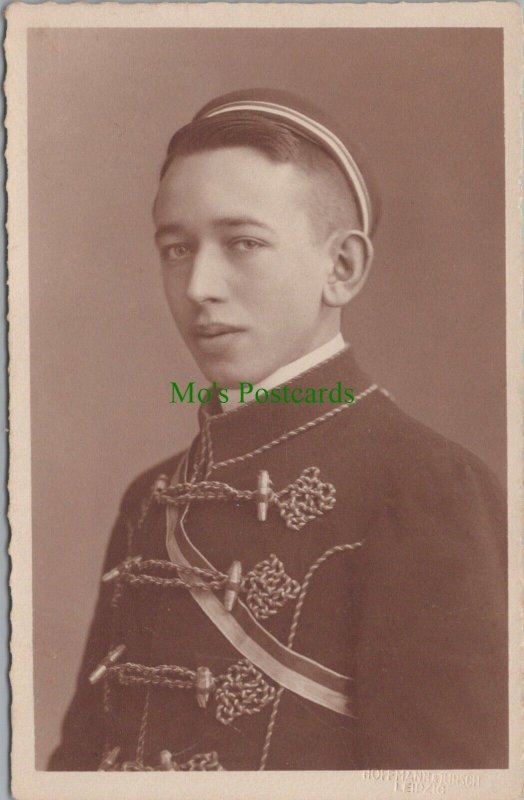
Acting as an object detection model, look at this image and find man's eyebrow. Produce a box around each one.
[154,223,184,242]
[212,216,275,231]
[155,217,275,241]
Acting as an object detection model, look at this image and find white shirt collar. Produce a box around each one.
[223,333,346,410]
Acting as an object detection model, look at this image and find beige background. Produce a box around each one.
[28,28,505,769]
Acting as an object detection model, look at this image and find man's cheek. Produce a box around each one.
[170,306,191,336]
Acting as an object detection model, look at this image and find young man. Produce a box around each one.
[49,89,507,772]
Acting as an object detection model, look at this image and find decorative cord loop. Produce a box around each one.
[99,748,224,771]
[162,480,253,506]
[105,554,300,620]
[242,554,300,620]
[158,465,337,532]
[109,662,196,690]
[107,558,225,592]
[215,659,277,725]
[106,657,275,726]
[272,467,336,530]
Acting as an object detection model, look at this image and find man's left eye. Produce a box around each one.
[231,239,263,252]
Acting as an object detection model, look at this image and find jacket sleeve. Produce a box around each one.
[354,451,508,769]
[47,503,132,771]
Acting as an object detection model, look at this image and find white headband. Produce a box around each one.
[202,99,371,235]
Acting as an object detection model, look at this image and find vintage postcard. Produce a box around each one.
[5,2,522,799]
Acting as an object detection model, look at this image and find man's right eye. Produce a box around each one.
[162,243,191,261]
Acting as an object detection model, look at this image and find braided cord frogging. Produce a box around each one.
[163,384,378,534]
[258,541,363,771]
[119,559,225,591]
[104,384,374,769]
[158,465,337,533]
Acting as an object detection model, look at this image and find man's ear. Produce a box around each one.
[322,230,374,308]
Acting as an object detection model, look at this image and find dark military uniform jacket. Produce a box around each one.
[49,347,508,771]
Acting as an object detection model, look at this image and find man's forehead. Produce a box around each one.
[154,148,314,219]
[159,146,302,185]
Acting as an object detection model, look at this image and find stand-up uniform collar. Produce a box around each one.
[225,333,346,405]
[197,345,375,468]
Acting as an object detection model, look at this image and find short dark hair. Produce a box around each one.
[159,112,359,239]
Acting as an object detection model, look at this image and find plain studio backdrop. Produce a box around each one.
[27,27,505,768]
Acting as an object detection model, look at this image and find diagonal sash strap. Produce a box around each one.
[165,455,354,718]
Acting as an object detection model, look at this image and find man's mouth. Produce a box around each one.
[193,322,244,339]
[191,323,245,351]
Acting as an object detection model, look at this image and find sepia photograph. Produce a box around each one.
[6,3,521,799]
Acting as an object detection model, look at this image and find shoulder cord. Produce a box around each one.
[259,540,363,770]
[195,384,379,480]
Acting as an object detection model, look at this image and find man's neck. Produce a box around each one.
[223,333,346,410]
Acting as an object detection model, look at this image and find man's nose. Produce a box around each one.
[185,244,228,305]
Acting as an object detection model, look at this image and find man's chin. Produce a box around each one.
[197,357,269,390]
[196,359,244,389]
[202,370,252,389]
